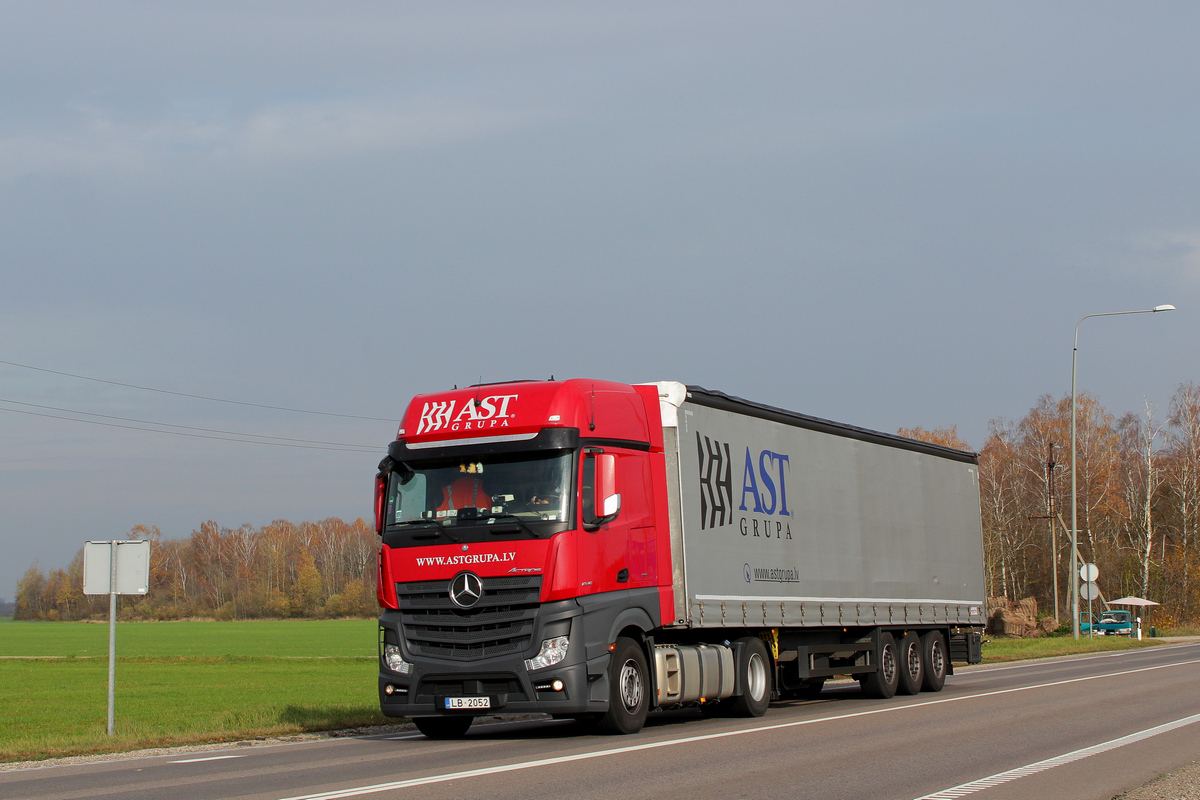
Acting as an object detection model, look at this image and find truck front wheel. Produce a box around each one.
[596,638,649,735]
[414,716,473,739]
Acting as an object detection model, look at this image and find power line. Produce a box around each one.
[0,406,380,453]
[0,359,398,422]
[0,397,380,449]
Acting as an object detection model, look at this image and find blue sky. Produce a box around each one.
[2,3,1198,600]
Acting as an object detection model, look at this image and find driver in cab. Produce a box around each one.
[437,464,492,513]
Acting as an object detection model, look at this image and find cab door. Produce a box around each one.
[577,448,657,594]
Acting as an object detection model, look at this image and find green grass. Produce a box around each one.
[0,620,388,763]
[0,618,378,658]
[981,635,1162,663]
[2,619,1189,763]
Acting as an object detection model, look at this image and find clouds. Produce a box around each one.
[0,96,552,183]
[2,3,1199,599]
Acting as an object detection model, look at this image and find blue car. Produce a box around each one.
[1080,610,1134,636]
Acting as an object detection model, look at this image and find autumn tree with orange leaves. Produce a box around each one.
[14,517,378,621]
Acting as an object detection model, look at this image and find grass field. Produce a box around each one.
[0,619,387,763]
[980,634,1162,662]
[0,618,378,658]
[0,617,1191,763]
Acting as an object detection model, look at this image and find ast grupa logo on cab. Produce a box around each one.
[415,394,518,435]
[697,432,793,540]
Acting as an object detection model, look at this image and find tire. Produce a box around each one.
[859,632,899,699]
[413,715,473,739]
[896,632,923,695]
[921,631,948,693]
[596,637,650,734]
[728,636,772,717]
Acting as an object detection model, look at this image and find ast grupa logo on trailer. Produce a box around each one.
[696,432,793,539]
[415,394,519,434]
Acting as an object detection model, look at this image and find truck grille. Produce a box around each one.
[397,577,542,662]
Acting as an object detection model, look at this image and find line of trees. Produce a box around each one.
[14,382,1200,626]
[13,518,379,621]
[968,383,1200,627]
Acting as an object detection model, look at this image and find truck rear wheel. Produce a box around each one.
[896,632,923,695]
[596,638,649,735]
[728,636,772,717]
[413,716,473,739]
[859,632,899,699]
[921,631,947,692]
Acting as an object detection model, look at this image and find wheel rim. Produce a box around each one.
[746,652,768,701]
[619,659,643,710]
[930,642,945,678]
[906,642,921,681]
[881,644,897,685]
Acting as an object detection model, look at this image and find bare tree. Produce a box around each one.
[1117,401,1168,599]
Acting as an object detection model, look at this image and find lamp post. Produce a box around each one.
[1070,304,1175,638]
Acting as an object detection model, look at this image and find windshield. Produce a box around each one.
[386,451,572,529]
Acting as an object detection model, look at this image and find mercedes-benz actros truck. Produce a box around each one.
[374,379,984,738]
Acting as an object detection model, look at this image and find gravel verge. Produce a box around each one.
[1115,760,1200,799]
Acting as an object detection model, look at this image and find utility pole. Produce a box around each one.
[1030,442,1061,622]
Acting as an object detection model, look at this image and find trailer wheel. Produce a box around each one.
[896,632,923,695]
[596,638,649,734]
[859,632,899,699]
[729,636,772,717]
[413,716,473,739]
[921,631,948,692]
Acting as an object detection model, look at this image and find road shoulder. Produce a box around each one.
[1116,759,1200,799]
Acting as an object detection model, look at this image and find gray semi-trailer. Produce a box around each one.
[376,379,985,737]
[660,382,984,705]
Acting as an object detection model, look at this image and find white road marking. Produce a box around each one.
[169,754,247,764]
[273,656,1200,800]
[912,711,1200,799]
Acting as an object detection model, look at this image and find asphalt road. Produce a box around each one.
[5,643,1200,800]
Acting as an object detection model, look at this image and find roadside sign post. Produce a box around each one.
[1080,563,1100,640]
[83,540,150,736]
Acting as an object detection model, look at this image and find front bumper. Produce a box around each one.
[378,601,608,718]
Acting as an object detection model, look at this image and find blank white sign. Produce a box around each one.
[83,540,151,595]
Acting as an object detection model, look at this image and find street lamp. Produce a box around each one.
[1070,304,1175,638]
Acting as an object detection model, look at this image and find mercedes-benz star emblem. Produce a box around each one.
[449,571,483,608]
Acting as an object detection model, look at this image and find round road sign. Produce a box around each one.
[1080,563,1099,582]
[1080,581,1100,601]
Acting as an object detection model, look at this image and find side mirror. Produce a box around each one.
[374,473,387,535]
[602,492,622,517]
[584,452,620,530]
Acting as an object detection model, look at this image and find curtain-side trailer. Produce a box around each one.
[374,379,985,738]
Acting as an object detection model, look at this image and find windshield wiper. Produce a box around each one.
[481,512,541,538]
[392,518,461,543]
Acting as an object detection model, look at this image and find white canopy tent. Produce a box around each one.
[1107,597,1160,606]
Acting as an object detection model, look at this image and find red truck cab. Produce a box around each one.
[374,379,671,736]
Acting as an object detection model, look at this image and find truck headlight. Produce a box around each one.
[383,643,413,675]
[525,636,570,671]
